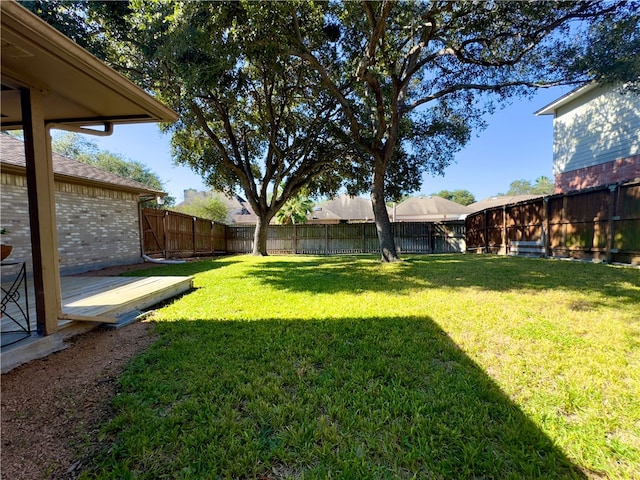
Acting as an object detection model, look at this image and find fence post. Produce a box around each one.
[293,223,297,254]
[483,210,488,253]
[162,210,168,258]
[210,221,214,256]
[606,184,618,263]
[502,206,507,255]
[192,217,196,257]
[543,197,550,258]
[223,224,228,254]
[325,224,329,254]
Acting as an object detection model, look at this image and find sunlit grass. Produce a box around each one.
[82,254,640,479]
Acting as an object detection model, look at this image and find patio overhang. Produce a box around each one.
[1,1,177,130]
[0,1,178,336]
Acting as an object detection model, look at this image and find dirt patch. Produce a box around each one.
[72,261,167,277]
[1,261,175,479]
[72,255,216,277]
[1,258,220,478]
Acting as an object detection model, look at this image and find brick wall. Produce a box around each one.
[1,172,143,275]
[554,155,640,194]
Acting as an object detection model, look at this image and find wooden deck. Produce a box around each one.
[1,272,193,373]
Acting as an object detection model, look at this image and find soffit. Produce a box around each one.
[0,1,177,130]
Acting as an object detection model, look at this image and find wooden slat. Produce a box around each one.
[1,275,193,335]
[59,313,118,324]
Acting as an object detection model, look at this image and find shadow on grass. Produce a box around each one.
[90,315,587,479]
[243,254,640,305]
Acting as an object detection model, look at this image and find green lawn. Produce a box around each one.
[82,254,639,479]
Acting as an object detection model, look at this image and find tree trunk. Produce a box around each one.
[371,166,400,262]
[252,215,270,256]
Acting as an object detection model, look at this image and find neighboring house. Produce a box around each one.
[393,196,471,221]
[226,196,259,225]
[178,191,471,225]
[467,194,543,213]
[308,205,342,224]
[178,188,257,224]
[314,195,389,223]
[536,83,640,193]
[180,191,389,225]
[1,135,164,275]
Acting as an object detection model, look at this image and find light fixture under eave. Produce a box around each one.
[156,195,165,205]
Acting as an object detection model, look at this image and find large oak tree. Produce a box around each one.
[25,0,348,255]
[27,0,639,260]
[121,1,352,255]
[284,1,638,261]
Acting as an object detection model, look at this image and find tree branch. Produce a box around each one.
[402,79,586,114]
[290,9,362,144]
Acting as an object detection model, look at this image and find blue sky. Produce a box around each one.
[88,86,571,204]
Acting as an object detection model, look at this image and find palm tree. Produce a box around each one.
[275,194,314,225]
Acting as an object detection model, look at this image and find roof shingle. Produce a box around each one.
[1,134,164,195]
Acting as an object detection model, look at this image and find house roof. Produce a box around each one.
[395,196,472,219]
[0,1,177,131]
[1,134,164,196]
[308,205,342,222]
[318,195,384,222]
[467,194,543,212]
[535,83,598,116]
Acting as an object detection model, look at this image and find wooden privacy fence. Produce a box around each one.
[141,207,465,257]
[141,208,226,258]
[226,221,466,255]
[466,181,640,265]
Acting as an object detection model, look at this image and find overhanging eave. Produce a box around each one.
[0,1,177,130]
[0,0,177,337]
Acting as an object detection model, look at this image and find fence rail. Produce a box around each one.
[141,207,465,258]
[226,221,465,255]
[141,208,226,258]
[465,181,640,265]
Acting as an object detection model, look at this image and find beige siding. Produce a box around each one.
[552,85,640,174]
[1,172,143,274]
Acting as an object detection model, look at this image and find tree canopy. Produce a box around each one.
[502,176,556,196]
[432,190,476,206]
[172,193,229,224]
[274,193,314,225]
[51,132,174,206]
[109,2,350,254]
[568,8,640,92]
[27,0,639,259]
[283,0,637,260]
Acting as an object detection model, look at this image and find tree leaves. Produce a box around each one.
[28,0,638,257]
[50,132,175,205]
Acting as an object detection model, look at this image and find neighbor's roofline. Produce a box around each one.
[535,83,599,116]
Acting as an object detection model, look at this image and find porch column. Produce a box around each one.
[21,87,63,335]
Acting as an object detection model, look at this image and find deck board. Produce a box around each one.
[62,277,191,317]
[1,274,193,357]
